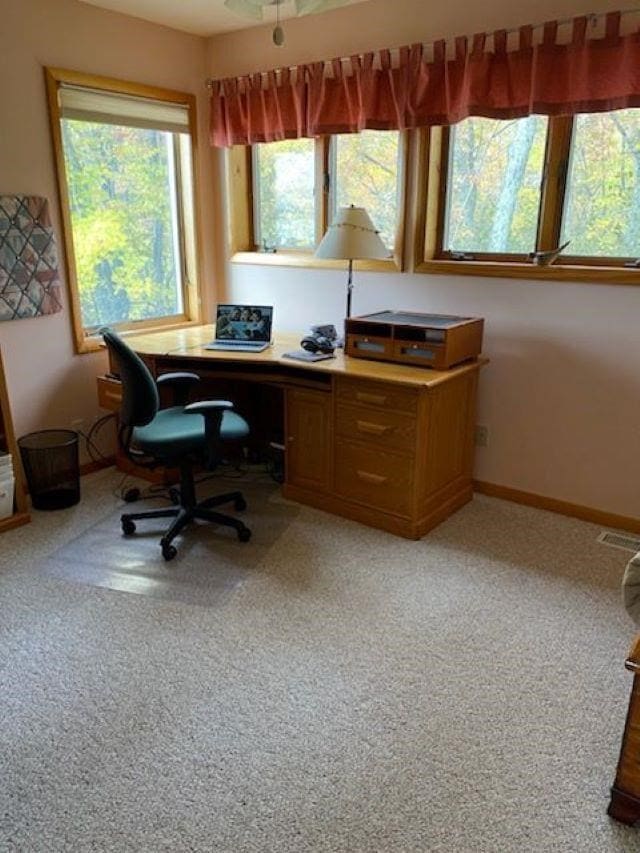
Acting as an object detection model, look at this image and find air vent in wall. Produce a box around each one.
[597,531,640,553]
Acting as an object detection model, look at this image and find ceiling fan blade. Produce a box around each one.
[294,0,350,14]
[224,0,266,21]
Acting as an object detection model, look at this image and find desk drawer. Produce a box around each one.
[393,340,447,370]
[97,376,122,411]
[336,403,416,452]
[336,377,418,414]
[345,334,394,361]
[335,441,414,517]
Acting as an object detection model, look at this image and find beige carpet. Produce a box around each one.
[0,468,638,852]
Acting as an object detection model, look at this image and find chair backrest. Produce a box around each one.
[102,329,159,427]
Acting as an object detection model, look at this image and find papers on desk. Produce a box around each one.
[282,350,336,363]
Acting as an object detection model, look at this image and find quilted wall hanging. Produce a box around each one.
[0,195,63,321]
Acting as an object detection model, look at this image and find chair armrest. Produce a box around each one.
[184,400,235,469]
[156,372,200,407]
[184,400,233,416]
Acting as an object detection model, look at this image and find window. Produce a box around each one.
[253,138,316,251]
[561,110,640,260]
[228,130,406,268]
[418,108,640,280]
[330,131,402,253]
[46,69,201,353]
[443,116,547,257]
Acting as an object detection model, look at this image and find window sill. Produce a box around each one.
[416,258,640,285]
[231,251,401,273]
[77,318,202,355]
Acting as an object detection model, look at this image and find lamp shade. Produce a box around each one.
[315,206,388,261]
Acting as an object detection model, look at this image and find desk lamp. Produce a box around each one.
[314,205,388,319]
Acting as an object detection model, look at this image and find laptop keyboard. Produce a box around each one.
[205,342,268,351]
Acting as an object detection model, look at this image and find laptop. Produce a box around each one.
[205,304,274,353]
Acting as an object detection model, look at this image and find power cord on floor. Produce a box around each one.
[113,460,279,506]
[76,413,283,502]
[77,413,116,466]
[111,473,172,504]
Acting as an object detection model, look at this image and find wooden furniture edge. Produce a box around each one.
[415,259,640,285]
[118,326,488,390]
[609,672,640,825]
[231,251,401,273]
[283,480,473,540]
[474,480,640,534]
[608,786,640,826]
[282,483,419,538]
[0,348,29,525]
[414,484,474,537]
[626,635,640,674]
[0,511,30,533]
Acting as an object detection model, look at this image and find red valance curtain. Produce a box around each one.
[209,11,640,147]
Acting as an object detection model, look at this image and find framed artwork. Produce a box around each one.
[0,195,62,321]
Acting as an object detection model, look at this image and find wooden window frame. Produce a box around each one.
[415,117,640,285]
[227,131,409,273]
[45,67,203,354]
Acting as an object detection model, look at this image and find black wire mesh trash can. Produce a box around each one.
[18,430,80,510]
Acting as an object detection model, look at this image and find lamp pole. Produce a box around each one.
[346,258,354,319]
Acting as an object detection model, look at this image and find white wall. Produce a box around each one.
[0,0,212,462]
[209,0,640,519]
[228,266,639,516]
[1,0,637,519]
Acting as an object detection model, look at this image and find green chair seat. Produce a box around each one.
[102,329,252,561]
[133,406,249,457]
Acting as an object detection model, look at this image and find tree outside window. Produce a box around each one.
[62,120,185,329]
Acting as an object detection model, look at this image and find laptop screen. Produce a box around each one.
[215,304,273,343]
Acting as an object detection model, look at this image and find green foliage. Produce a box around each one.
[255,139,316,250]
[333,131,400,250]
[562,110,640,257]
[255,131,401,252]
[447,108,640,259]
[62,120,182,328]
[446,116,546,254]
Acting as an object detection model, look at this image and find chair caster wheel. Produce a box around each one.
[122,518,136,535]
[237,526,251,543]
[169,488,180,505]
[161,543,177,561]
[234,497,247,512]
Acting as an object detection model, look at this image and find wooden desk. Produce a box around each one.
[98,325,487,539]
[609,634,640,824]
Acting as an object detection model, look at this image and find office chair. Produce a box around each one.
[102,330,251,561]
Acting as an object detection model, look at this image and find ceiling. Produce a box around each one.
[78,0,370,37]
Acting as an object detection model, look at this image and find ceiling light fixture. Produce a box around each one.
[224,0,350,47]
[273,0,284,45]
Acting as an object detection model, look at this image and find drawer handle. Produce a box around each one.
[356,420,390,436]
[356,391,387,405]
[356,470,387,485]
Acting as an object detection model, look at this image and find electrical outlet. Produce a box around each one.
[475,425,488,447]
